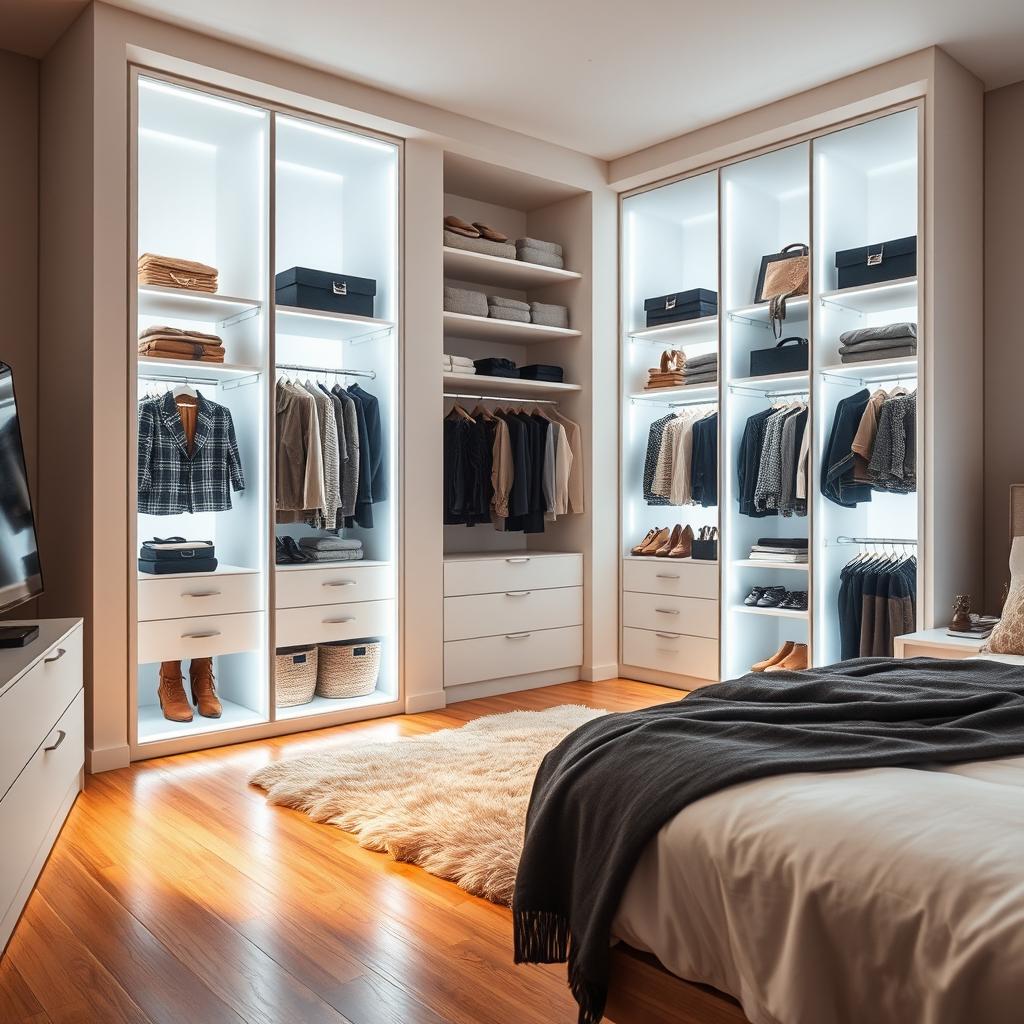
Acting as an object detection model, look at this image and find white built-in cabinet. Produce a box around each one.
[619,105,937,686]
[129,73,401,757]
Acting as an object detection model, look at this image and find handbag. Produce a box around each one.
[755,243,809,338]
[749,336,809,377]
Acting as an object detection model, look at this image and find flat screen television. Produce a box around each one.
[0,361,43,616]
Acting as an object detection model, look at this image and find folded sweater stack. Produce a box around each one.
[444,354,476,376]
[298,536,364,563]
[444,285,488,318]
[519,364,563,383]
[515,237,564,269]
[474,357,519,379]
[529,301,569,329]
[644,349,718,390]
[138,324,225,363]
[138,253,218,293]
[749,536,808,563]
[839,322,917,364]
[681,350,718,385]
[488,294,531,323]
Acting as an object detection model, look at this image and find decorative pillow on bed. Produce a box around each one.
[984,537,1024,654]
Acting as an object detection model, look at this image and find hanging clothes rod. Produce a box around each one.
[630,395,719,408]
[276,363,377,380]
[835,535,918,546]
[139,372,221,386]
[444,392,559,406]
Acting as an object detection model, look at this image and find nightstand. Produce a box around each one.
[893,628,986,661]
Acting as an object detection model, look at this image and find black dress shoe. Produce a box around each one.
[744,586,765,606]
[282,536,313,563]
[782,590,808,611]
[756,586,787,608]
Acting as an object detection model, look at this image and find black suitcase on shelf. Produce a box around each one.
[749,336,809,377]
[644,288,717,328]
[275,267,377,317]
[834,235,917,289]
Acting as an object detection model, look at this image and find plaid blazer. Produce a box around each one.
[138,392,245,515]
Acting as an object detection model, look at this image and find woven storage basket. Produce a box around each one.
[316,639,381,698]
[275,645,318,707]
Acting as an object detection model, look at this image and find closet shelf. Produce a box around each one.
[138,285,262,325]
[276,305,395,342]
[627,316,718,346]
[729,370,808,392]
[819,276,917,315]
[442,247,581,289]
[819,356,918,384]
[137,356,264,380]
[442,373,581,397]
[732,559,808,572]
[727,296,809,326]
[137,699,265,745]
[628,384,718,405]
[732,604,808,620]
[275,688,395,721]
[443,311,581,344]
[137,563,259,581]
[622,555,717,564]
[275,559,392,572]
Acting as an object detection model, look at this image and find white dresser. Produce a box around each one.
[0,618,84,954]
[620,557,720,684]
[443,552,583,698]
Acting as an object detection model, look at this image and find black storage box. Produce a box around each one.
[519,364,564,382]
[644,288,717,328]
[275,267,377,318]
[139,557,218,575]
[749,336,808,377]
[835,235,917,290]
[691,539,718,561]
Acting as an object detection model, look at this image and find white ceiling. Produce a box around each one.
[16,0,1024,159]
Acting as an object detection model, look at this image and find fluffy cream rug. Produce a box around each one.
[251,705,606,905]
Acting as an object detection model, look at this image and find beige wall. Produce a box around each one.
[0,49,39,620]
[983,79,1024,611]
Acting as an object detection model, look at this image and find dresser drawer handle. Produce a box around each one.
[505,632,531,640]
[44,648,66,664]
[656,573,680,580]
[44,730,67,752]
[505,591,531,597]
[506,557,531,564]
[323,580,357,588]
[655,631,680,639]
[655,608,680,615]
[183,591,221,598]
[181,630,221,639]
[323,616,356,624]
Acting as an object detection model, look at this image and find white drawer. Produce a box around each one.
[444,587,582,642]
[138,571,263,622]
[0,627,82,801]
[444,553,582,597]
[276,599,393,648]
[623,558,719,600]
[0,690,83,931]
[138,611,263,664]
[622,626,718,680]
[276,563,393,610]
[444,626,582,688]
[622,592,719,639]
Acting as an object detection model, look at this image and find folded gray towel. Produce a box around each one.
[515,237,563,257]
[487,295,531,311]
[443,229,517,261]
[838,336,918,356]
[298,536,364,551]
[679,371,718,385]
[488,304,531,323]
[302,549,366,562]
[515,247,565,269]
[840,344,917,364]
[444,285,488,317]
[839,322,917,347]
[683,351,718,370]
[529,302,569,329]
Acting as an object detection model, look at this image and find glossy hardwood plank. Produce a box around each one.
[0,679,682,1024]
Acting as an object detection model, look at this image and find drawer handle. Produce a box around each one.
[44,729,67,752]
[655,608,680,615]
[44,648,67,664]
[183,591,222,598]
[655,631,681,639]
[656,573,680,580]
[323,580,357,588]
[505,632,532,640]
[656,647,678,654]
[324,616,356,624]
[505,591,531,597]
[505,557,531,564]
[181,630,222,639]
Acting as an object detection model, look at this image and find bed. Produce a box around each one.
[602,654,1024,1024]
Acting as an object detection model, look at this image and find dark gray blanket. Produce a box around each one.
[512,657,1024,1024]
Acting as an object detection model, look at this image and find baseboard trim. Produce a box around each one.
[87,744,131,774]
[444,666,580,704]
[581,663,619,682]
[617,665,717,691]
[405,691,447,714]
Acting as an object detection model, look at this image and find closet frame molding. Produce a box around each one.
[616,95,936,687]
[126,64,407,761]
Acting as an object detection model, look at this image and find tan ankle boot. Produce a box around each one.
[189,658,223,718]
[668,524,695,558]
[752,642,793,673]
[655,524,682,557]
[158,661,193,722]
[765,643,809,673]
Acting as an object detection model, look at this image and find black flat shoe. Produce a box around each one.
[782,590,808,611]
[756,586,787,608]
[744,586,765,606]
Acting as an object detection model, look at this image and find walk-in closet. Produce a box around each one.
[130,73,401,756]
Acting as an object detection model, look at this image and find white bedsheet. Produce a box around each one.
[613,752,1024,1024]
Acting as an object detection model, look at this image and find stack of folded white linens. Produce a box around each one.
[487,295,531,323]
[444,355,476,376]
[297,537,364,563]
[838,322,917,364]
[515,237,564,269]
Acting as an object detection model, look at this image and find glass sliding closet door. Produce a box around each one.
[720,142,811,680]
[134,77,270,744]
[272,115,400,718]
[620,172,721,684]
[811,109,920,665]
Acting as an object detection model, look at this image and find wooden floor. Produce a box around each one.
[0,678,682,1024]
